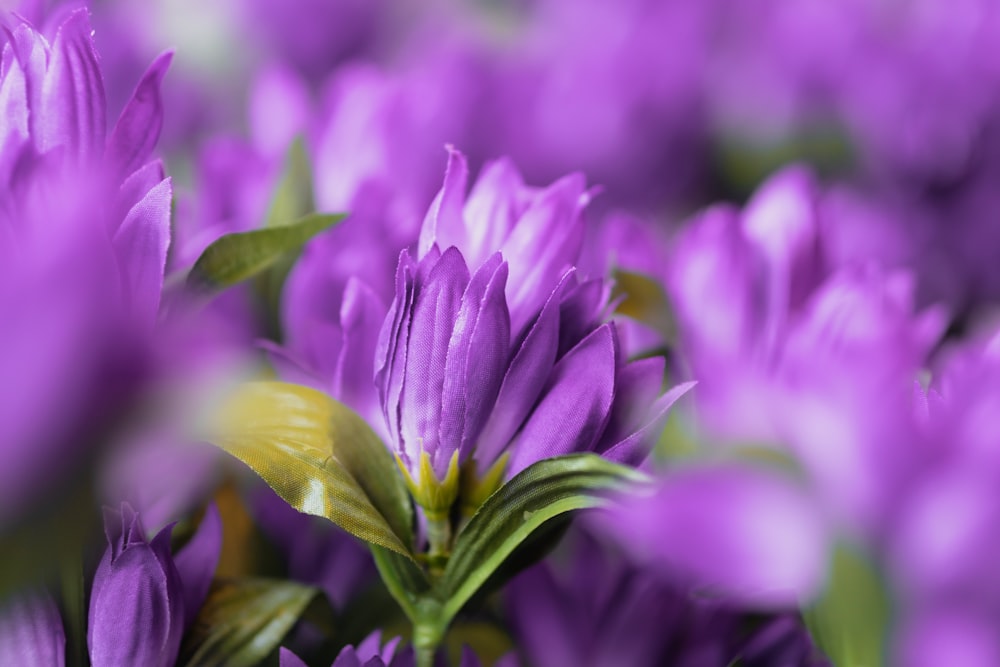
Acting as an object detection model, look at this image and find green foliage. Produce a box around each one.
[179,578,318,667]
[208,382,414,557]
[803,543,891,667]
[186,213,344,295]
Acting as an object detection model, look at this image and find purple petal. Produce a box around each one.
[741,165,822,329]
[332,645,364,667]
[557,276,610,358]
[418,146,468,258]
[173,503,222,629]
[399,247,470,476]
[597,464,829,608]
[112,177,172,325]
[334,278,388,420]
[440,254,510,462]
[279,647,309,667]
[1,24,44,153]
[375,251,420,461]
[261,339,330,391]
[895,609,1000,667]
[107,51,172,179]
[475,274,569,469]
[248,64,310,157]
[462,157,527,267]
[0,593,65,667]
[89,518,184,667]
[601,380,695,466]
[38,9,106,162]
[667,204,764,363]
[115,160,166,230]
[500,172,588,334]
[507,324,618,477]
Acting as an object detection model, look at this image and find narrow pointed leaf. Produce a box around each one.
[802,543,889,667]
[209,382,414,557]
[257,138,317,334]
[438,454,645,622]
[179,578,317,667]
[186,213,344,294]
[265,137,314,229]
[370,545,432,622]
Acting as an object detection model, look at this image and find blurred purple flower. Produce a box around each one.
[594,464,830,608]
[885,328,1000,664]
[0,8,172,525]
[509,526,827,666]
[0,592,65,666]
[667,166,944,535]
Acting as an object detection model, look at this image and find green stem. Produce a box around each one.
[413,610,447,667]
[415,644,436,667]
[425,509,452,577]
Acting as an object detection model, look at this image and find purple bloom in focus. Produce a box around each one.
[374,150,691,507]
[88,504,184,667]
[0,592,65,666]
[375,246,510,491]
[88,503,221,666]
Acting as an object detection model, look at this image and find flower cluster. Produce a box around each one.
[4,1,1000,666]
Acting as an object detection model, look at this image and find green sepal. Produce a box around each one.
[179,578,318,667]
[802,542,891,667]
[395,450,461,518]
[207,381,414,557]
[458,454,509,517]
[438,453,645,623]
[185,212,344,295]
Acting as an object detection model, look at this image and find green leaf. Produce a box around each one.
[208,382,414,557]
[438,454,645,622]
[371,545,432,622]
[264,137,314,230]
[255,138,320,335]
[179,578,317,667]
[611,269,678,346]
[186,212,344,294]
[802,542,891,667]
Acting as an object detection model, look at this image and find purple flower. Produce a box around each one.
[279,631,513,667]
[508,526,827,667]
[375,246,510,495]
[419,149,592,336]
[595,463,830,608]
[372,152,690,507]
[88,504,184,667]
[667,166,944,535]
[0,9,172,525]
[0,592,65,666]
[281,632,408,667]
[88,503,221,666]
